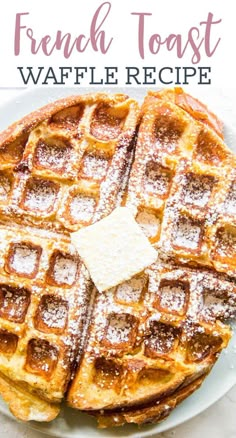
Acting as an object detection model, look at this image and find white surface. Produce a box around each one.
[0,87,236,438]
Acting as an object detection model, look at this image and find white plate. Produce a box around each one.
[0,87,236,438]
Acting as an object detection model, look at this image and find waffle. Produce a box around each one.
[68,89,236,427]
[0,92,139,421]
[0,89,236,429]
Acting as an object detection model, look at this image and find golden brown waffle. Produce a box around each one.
[68,262,234,426]
[0,89,236,428]
[0,92,139,421]
[68,89,236,427]
[131,89,236,276]
[91,370,209,427]
[0,93,138,231]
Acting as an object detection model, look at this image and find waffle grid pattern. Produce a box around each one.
[68,90,236,427]
[0,95,138,232]
[0,93,139,408]
[0,89,236,427]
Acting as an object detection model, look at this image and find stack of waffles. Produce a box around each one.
[0,88,235,427]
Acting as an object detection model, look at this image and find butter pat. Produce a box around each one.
[71,207,157,292]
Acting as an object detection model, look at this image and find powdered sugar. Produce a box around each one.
[35,139,73,172]
[69,195,96,223]
[224,180,236,214]
[136,210,160,239]
[174,216,202,250]
[202,290,236,322]
[203,294,226,320]
[115,277,145,304]
[52,254,78,286]
[81,154,108,180]
[144,161,171,197]
[145,321,178,355]
[90,105,125,140]
[0,285,30,322]
[105,313,135,345]
[24,178,59,212]
[40,296,68,330]
[154,112,185,152]
[9,244,40,276]
[159,283,187,314]
[182,174,215,208]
